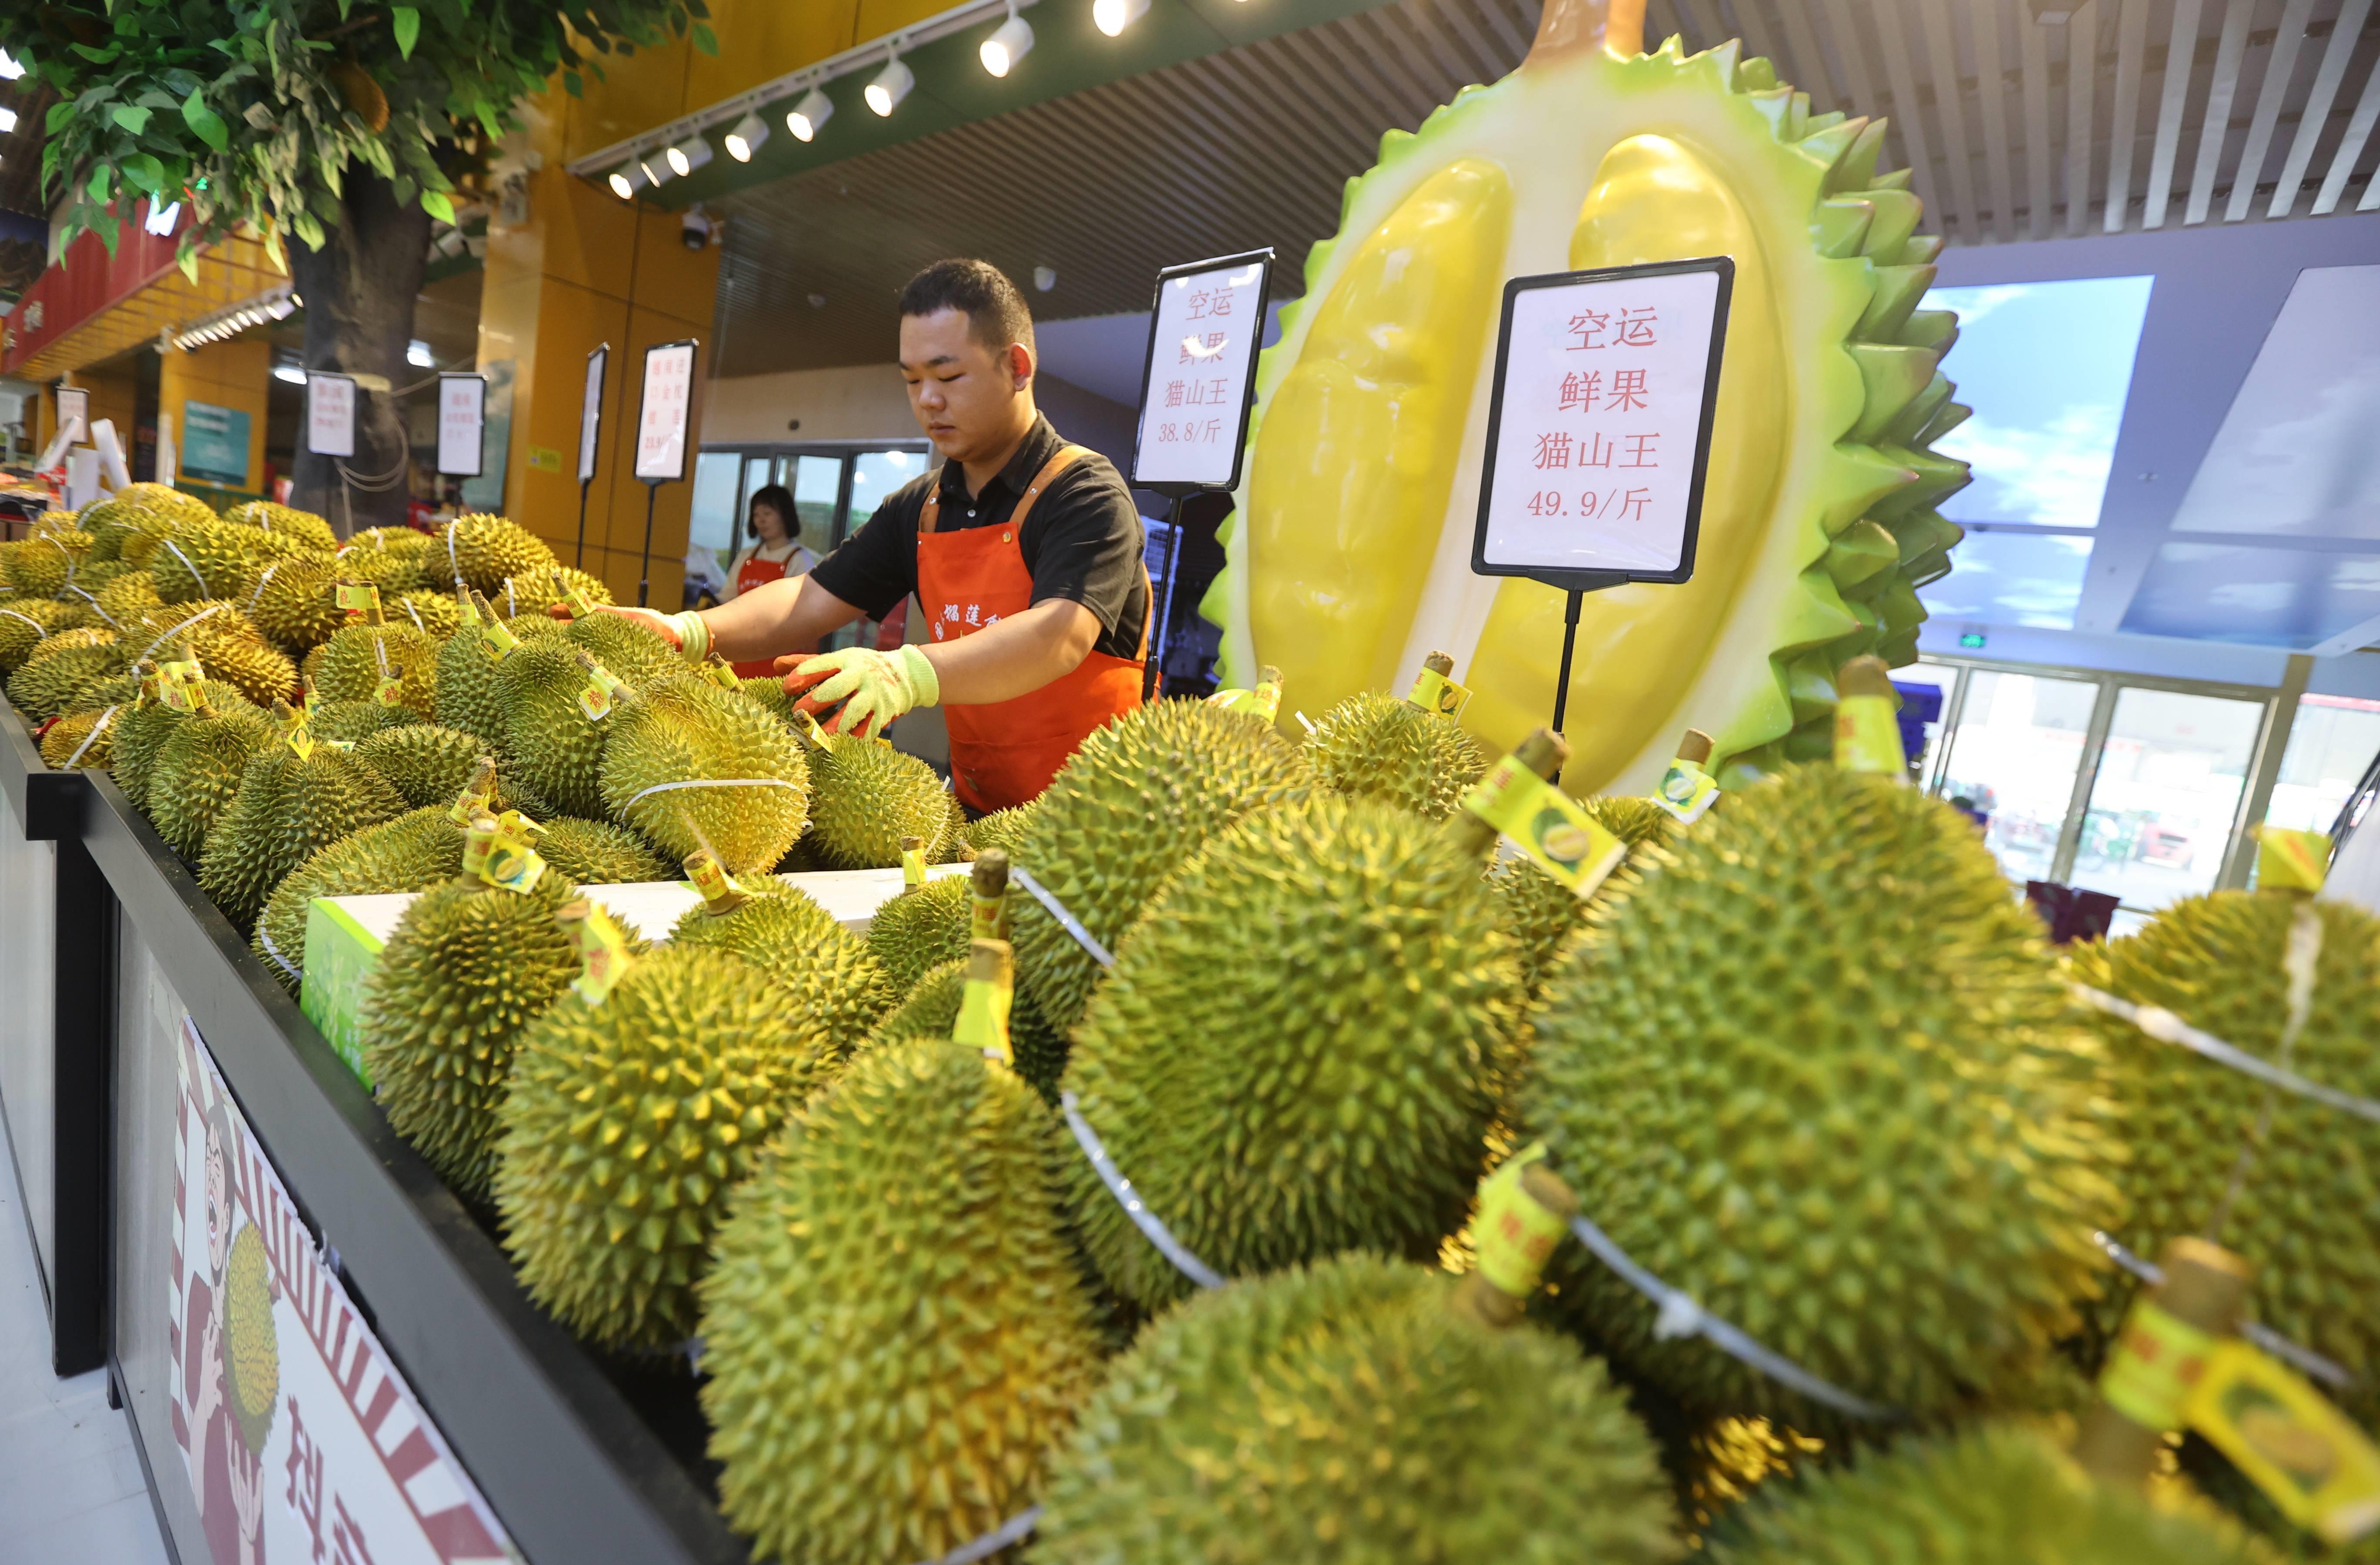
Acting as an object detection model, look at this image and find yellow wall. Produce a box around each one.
[158,340,271,495]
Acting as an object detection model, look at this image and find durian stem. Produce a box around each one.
[1530,0,1645,61]
[1423,651,1454,677]
[1446,729,1568,859]
[1675,728,1714,766]
[2072,1238,2250,1488]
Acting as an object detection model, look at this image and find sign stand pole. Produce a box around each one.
[574,480,592,570]
[1545,572,1622,735]
[1142,486,1191,702]
[575,344,609,572]
[637,484,660,607]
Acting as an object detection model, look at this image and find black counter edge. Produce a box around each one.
[83,771,745,1565]
[0,692,86,840]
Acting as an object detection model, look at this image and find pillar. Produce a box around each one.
[157,340,271,500]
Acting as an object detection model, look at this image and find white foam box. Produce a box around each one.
[300,864,968,1086]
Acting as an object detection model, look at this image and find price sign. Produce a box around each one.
[306,373,356,458]
[633,339,698,483]
[55,385,89,445]
[1473,257,1732,587]
[578,344,608,483]
[1130,249,1272,490]
[437,372,487,477]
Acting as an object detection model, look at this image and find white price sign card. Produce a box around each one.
[436,372,486,477]
[1131,249,1272,489]
[1473,257,1732,584]
[305,374,356,458]
[56,385,90,445]
[634,339,698,483]
[578,344,608,483]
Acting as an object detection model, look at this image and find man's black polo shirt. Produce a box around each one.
[808,415,1149,661]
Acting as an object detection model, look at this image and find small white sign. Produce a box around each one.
[578,345,608,484]
[633,340,697,483]
[1131,252,1270,488]
[437,373,486,478]
[56,385,89,445]
[306,374,356,458]
[1474,259,1732,582]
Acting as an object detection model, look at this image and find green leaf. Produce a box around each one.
[177,239,201,285]
[70,43,121,64]
[112,105,154,135]
[46,101,76,136]
[120,155,165,195]
[87,165,113,202]
[690,21,717,55]
[422,188,455,224]
[182,89,229,152]
[392,7,421,58]
[564,70,583,97]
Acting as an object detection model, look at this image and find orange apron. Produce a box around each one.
[916,445,1147,813]
[730,549,795,678]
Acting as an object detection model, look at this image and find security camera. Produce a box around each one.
[681,203,713,250]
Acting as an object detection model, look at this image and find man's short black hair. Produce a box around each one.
[898,258,1035,356]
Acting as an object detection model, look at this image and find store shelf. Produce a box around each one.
[76,762,748,1565]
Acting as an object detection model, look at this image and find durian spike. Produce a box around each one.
[2072,1237,2250,1487]
[1675,728,1715,765]
[1451,1163,1579,1332]
[1837,654,1894,700]
[971,848,1011,940]
[1445,728,1569,859]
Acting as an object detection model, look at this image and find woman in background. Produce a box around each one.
[724,483,817,675]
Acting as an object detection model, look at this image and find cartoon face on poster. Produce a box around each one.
[170,1018,518,1565]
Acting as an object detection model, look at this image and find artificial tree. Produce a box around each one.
[2,0,711,529]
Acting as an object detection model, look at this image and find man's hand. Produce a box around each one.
[779,645,940,739]
[548,603,711,662]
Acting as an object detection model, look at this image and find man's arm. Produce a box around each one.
[921,597,1100,705]
[701,573,866,662]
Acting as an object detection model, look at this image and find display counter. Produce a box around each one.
[0,694,111,1376]
[42,720,750,1563]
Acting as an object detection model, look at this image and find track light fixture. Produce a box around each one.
[667,134,714,177]
[865,53,915,117]
[981,8,1035,77]
[787,87,834,141]
[724,111,771,161]
[1093,0,1150,37]
[608,161,648,199]
[640,150,675,187]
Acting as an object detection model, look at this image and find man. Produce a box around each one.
[612,258,1149,814]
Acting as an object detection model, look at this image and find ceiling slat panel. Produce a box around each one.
[1972,0,2020,240]
[2143,0,2208,226]
[1725,0,1790,72]
[2066,0,2102,234]
[2268,0,2374,214]
[2313,43,2380,210]
[1918,0,1983,239]
[2226,0,2318,219]
[2020,0,2059,234]
[1868,0,1945,208]
[2102,0,2151,230]
[1773,0,1844,107]
[1818,0,1887,126]
[2187,0,2259,224]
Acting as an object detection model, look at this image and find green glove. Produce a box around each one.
[782,644,940,739]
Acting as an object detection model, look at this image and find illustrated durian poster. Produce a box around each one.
[1212,0,1968,796]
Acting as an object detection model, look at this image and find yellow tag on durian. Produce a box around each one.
[557,899,633,1006]
[2187,1339,2380,1544]
[2257,828,2331,893]
[1650,758,1722,824]
[1471,1143,1569,1301]
[1459,758,1626,900]
[1833,693,1906,777]
[1407,665,1472,719]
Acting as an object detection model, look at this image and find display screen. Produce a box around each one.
[1473,258,1731,583]
[1131,252,1270,489]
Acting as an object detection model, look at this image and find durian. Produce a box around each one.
[2069,890,2380,1420]
[110,679,260,810]
[310,698,416,744]
[312,622,438,716]
[246,558,344,653]
[0,598,84,671]
[535,817,672,885]
[1036,1252,1677,1565]
[146,702,274,857]
[222,500,340,552]
[1214,15,1967,794]
[423,514,555,594]
[38,704,120,769]
[389,589,462,639]
[1492,789,1681,1001]
[1522,764,2119,1428]
[198,730,408,930]
[1306,686,1488,819]
[735,674,793,723]
[1708,1422,2267,1565]
[699,1037,1103,1565]
[150,516,305,605]
[353,724,495,809]
[1012,699,1310,1032]
[599,675,809,874]
[962,800,1037,856]
[252,806,465,992]
[497,641,614,818]
[796,725,962,870]
[508,566,615,617]
[363,872,584,1201]
[1064,794,1521,1311]
[220,1223,280,1456]
[495,943,829,1348]
[864,874,972,994]
[5,528,90,595]
[7,642,123,720]
[669,886,895,1061]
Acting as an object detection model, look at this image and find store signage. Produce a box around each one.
[182,401,251,488]
[56,385,88,445]
[307,373,356,459]
[633,339,698,483]
[437,372,487,478]
[1473,256,1732,587]
[169,1018,514,1565]
[578,344,608,483]
[1130,248,1273,491]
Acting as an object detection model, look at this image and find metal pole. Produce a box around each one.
[573,479,592,570]
[2216,652,2313,890]
[1143,491,1186,702]
[636,484,659,608]
[1550,588,1584,735]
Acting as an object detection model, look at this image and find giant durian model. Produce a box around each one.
[1210,0,1966,794]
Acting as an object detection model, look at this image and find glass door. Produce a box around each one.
[2069,687,2265,914]
[1935,669,2100,887]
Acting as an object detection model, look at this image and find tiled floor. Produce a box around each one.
[0,1134,170,1564]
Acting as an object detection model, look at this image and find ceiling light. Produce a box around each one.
[607,161,647,200]
[0,108,17,134]
[1033,265,1056,291]
[981,11,1036,77]
[408,339,434,368]
[667,134,713,177]
[724,111,770,162]
[865,55,914,117]
[787,88,834,142]
[1093,0,1150,37]
[273,364,306,385]
[266,294,295,320]
[640,151,674,187]
[0,50,20,81]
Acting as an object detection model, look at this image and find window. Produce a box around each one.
[688,451,743,564]
[2265,695,2380,838]
[1935,669,2098,887]
[785,455,842,560]
[2070,688,2263,914]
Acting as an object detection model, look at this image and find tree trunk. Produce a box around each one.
[288,168,431,537]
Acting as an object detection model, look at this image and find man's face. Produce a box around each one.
[899,308,1030,464]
